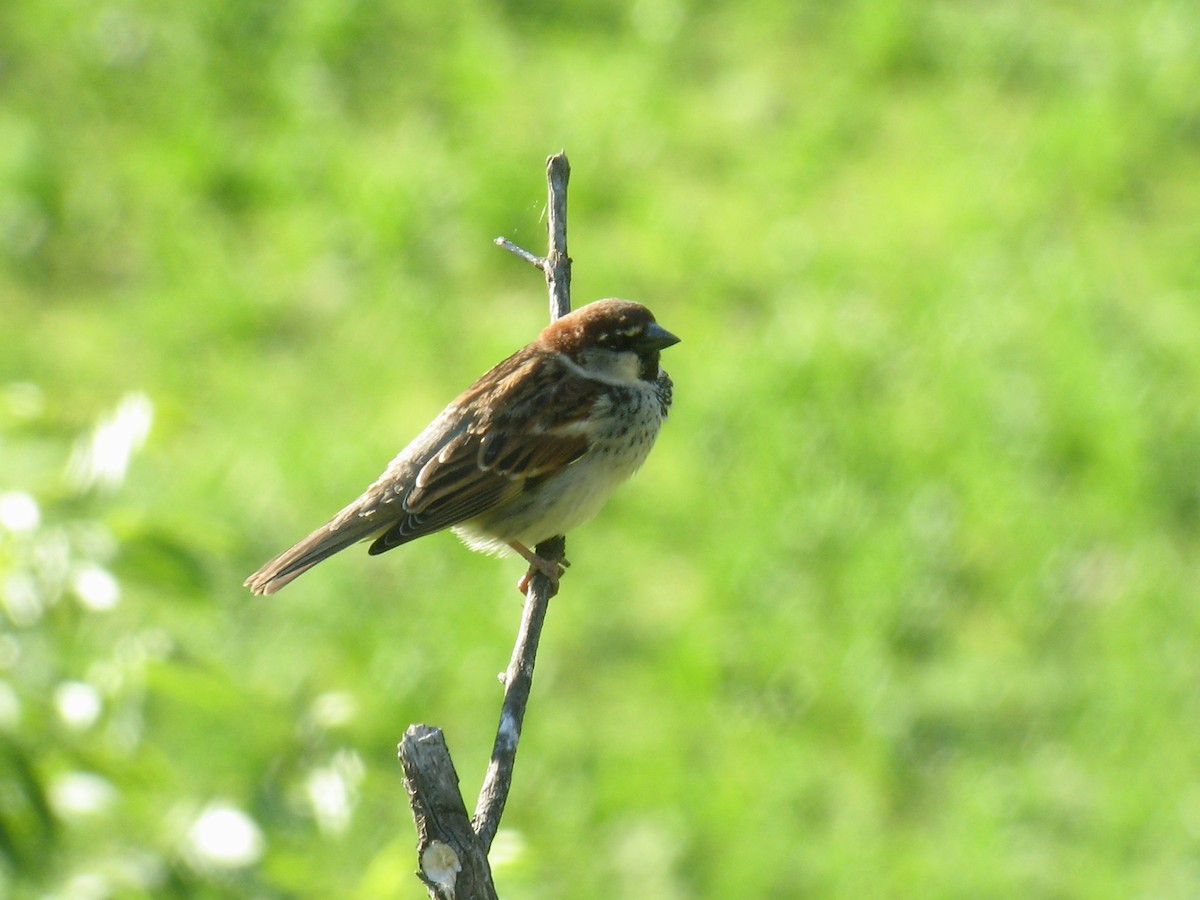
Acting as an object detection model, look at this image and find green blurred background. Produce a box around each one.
[4,0,1200,896]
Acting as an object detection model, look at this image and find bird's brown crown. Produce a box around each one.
[540,299,677,358]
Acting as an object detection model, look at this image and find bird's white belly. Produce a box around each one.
[453,400,663,554]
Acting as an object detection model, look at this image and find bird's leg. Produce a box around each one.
[510,541,568,594]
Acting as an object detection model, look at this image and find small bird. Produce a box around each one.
[245,299,679,596]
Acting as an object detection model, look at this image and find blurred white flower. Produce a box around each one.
[66,392,153,492]
[2,572,44,626]
[49,771,117,818]
[0,679,20,730]
[72,564,120,611]
[55,680,103,730]
[311,690,358,728]
[306,749,364,835]
[0,491,40,532]
[183,802,265,870]
[59,872,111,900]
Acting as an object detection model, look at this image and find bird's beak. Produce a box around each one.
[641,322,681,351]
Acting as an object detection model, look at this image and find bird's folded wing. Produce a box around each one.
[368,360,602,552]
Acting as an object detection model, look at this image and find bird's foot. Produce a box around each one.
[510,541,568,595]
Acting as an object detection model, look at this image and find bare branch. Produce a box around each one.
[543,152,572,322]
[472,153,573,847]
[401,152,575,897]
[399,725,498,900]
[473,535,564,849]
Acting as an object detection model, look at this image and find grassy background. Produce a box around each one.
[4,0,1200,896]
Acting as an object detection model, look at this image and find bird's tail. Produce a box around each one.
[244,514,382,595]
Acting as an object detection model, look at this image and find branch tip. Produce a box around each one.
[494,236,546,272]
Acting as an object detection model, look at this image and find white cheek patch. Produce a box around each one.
[564,349,641,385]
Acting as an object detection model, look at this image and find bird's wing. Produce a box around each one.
[367,353,602,553]
[243,349,602,594]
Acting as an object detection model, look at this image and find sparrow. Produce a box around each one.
[244,299,679,596]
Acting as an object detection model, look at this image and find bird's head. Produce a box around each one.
[542,299,680,383]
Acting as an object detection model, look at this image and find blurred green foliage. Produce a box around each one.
[3,0,1200,896]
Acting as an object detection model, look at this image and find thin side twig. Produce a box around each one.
[493,237,544,272]
[496,152,571,322]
